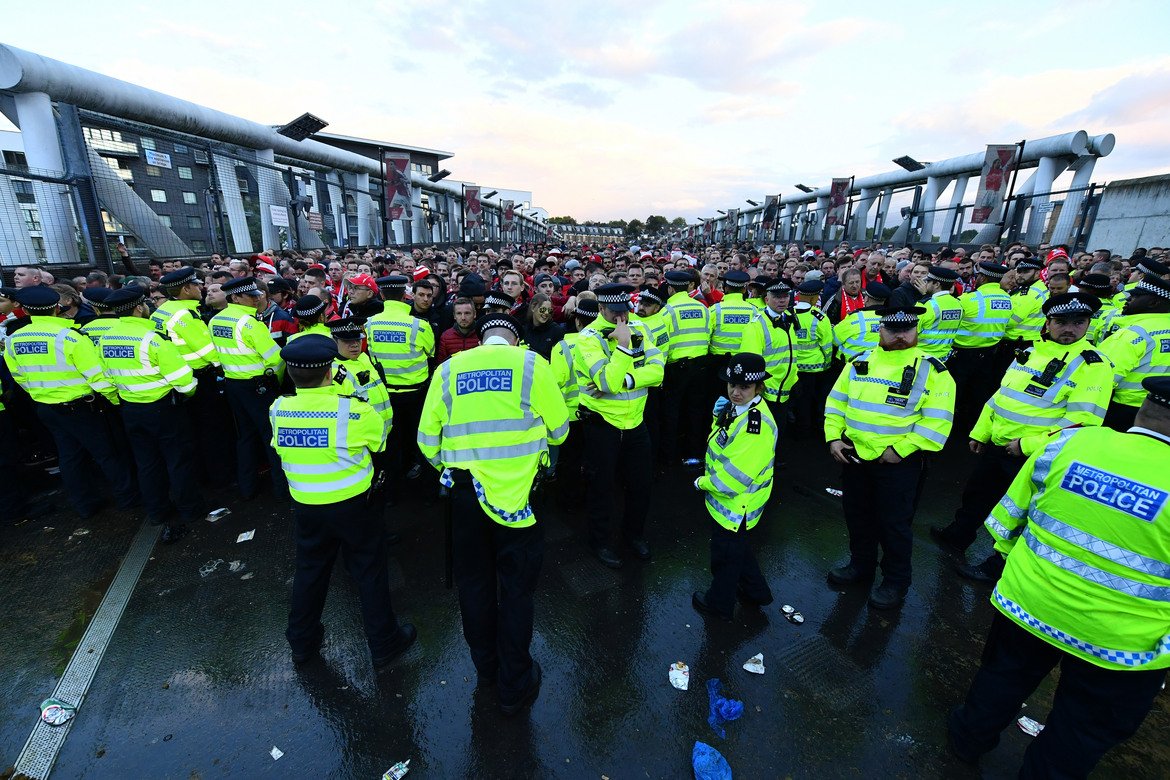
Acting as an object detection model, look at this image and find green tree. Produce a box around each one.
[644,215,669,234]
[548,216,577,225]
[625,219,644,238]
[670,217,688,228]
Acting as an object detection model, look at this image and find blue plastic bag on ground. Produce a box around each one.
[705,678,744,739]
[693,740,732,780]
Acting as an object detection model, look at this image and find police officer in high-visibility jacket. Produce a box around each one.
[947,377,1170,777]
[78,287,117,346]
[208,276,287,500]
[418,312,569,715]
[949,261,1012,437]
[660,269,711,468]
[547,296,597,483]
[270,335,416,669]
[632,287,668,461]
[289,294,332,342]
[691,353,778,622]
[1077,273,1121,344]
[1097,273,1170,432]
[790,279,834,438]
[825,306,956,609]
[1004,255,1048,346]
[328,317,393,443]
[98,286,203,541]
[931,293,1114,582]
[574,283,665,569]
[707,271,756,391]
[3,286,138,518]
[366,275,435,482]
[917,266,963,360]
[741,278,799,441]
[831,282,890,364]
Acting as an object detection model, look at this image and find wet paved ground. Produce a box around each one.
[3,439,1169,779]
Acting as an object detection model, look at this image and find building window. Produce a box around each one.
[12,179,35,204]
[173,143,189,154]
[30,236,45,260]
[145,165,162,177]
[410,162,434,175]
[3,150,28,168]
[159,215,172,227]
[182,191,198,205]
[178,166,193,180]
[141,137,156,151]
[23,208,42,233]
[101,156,134,182]
[150,189,167,202]
[188,215,202,229]
[192,240,207,252]
[237,178,249,193]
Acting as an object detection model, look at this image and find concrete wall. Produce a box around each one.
[1088,174,1170,254]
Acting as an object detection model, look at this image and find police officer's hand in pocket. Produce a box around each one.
[829,439,856,465]
[969,440,984,455]
[878,446,903,464]
[1005,439,1023,457]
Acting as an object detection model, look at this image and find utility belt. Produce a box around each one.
[227,369,281,397]
[192,364,223,380]
[46,394,111,413]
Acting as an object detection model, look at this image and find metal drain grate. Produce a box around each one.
[14,521,160,779]
[775,634,871,711]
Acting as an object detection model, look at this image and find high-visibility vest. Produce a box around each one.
[954,285,1012,349]
[1097,312,1170,408]
[364,300,435,388]
[661,291,710,362]
[270,386,384,505]
[708,293,758,356]
[574,318,664,430]
[986,426,1170,670]
[1087,297,1121,345]
[287,323,332,342]
[918,292,964,359]
[97,316,197,403]
[78,316,118,347]
[833,308,883,361]
[825,346,956,460]
[792,305,833,372]
[208,303,282,380]
[632,311,668,351]
[549,331,582,414]
[333,353,393,440]
[971,336,1112,455]
[741,311,799,404]
[418,344,570,524]
[697,399,777,531]
[1005,282,1048,342]
[4,315,118,404]
[151,299,219,370]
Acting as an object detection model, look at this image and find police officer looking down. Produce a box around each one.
[692,353,778,622]
[947,376,1170,778]
[270,335,416,669]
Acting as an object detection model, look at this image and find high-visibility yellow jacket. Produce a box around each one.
[4,315,118,404]
[1087,296,1122,345]
[985,426,1170,670]
[549,331,583,414]
[1005,282,1048,342]
[97,316,197,403]
[971,335,1112,456]
[288,323,333,342]
[574,318,664,429]
[741,310,799,404]
[633,310,669,352]
[697,397,777,531]
[151,299,219,370]
[825,346,955,460]
[333,353,393,441]
[1097,312,1170,408]
[418,344,570,525]
[918,291,964,358]
[270,385,385,505]
[78,316,118,347]
[365,300,435,388]
[832,308,883,362]
[661,291,710,362]
[208,303,282,380]
[708,293,758,356]
[954,285,1013,349]
[793,304,833,372]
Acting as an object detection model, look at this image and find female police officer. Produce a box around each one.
[692,352,779,621]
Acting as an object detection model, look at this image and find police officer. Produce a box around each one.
[78,286,118,346]
[947,377,1170,777]
[741,278,798,440]
[692,353,778,621]
[3,286,138,518]
[824,306,956,609]
[98,286,204,542]
[417,313,570,715]
[574,283,665,568]
[208,276,287,500]
[632,287,668,462]
[366,275,435,484]
[1004,255,1048,346]
[931,293,1114,581]
[660,269,711,468]
[547,296,597,483]
[831,282,890,365]
[328,317,393,442]
[949,261,1012,437]
[1097,274,1170,432]
[1078,273,1121,344]
[707,270,756,392]
[289,294,331,341]
[270,335,416,668]
[917,266,963,360]
[790,279,834,438]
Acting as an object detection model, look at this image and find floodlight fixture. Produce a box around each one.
[892,155,927,172]
[276,112,329,141]
[794,184,815,193]
[428,169,452,183]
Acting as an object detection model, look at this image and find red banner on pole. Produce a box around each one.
[826,178,850,226]
[383,153,413,221]
[971,144,1018,224]
[463,186,482,230]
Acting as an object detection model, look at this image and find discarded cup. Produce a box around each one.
[742,653,765,675]
[236,530,255,543]
[270,746,284,760]
[206,507,232,523]
[669,661,690,690]
[383,759,411,779]
[40,698,76,726]
[1017,716,1045,737]
[825,487,843,497]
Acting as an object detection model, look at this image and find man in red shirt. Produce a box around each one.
[436,297,480,362]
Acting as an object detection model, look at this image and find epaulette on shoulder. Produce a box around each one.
[746,407,762,435]
[1080,349,1103,364]
[926,356,948,372]
[811,309,826,321]
[850,350,872,363]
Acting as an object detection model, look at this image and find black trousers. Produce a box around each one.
[661,357,710,463]
[790,369,833,437]
[765,398,789,451]
[949,612,1166,779]
[121,397,204,523]
[223,378,286,499]
[840,452,926,587]
[387,385,426,476]
[450,475,543,705]
[1103,401,1138,433]
[643,387,662,465]
[948,346,1002,440]
[705,519,773,616]
[286,493,402,658]
[944,445,1027,551]
[191,368,232,485]
[582,414,652,550]
[35,400,138,517]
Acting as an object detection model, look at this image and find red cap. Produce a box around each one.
[414,265,429,281]
[348,273,378,292]
[1046,248,1070,263]
[255,262,277,275]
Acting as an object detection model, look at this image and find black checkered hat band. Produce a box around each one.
[1046,300,1093,317]
[1136,279,1170,300]
[295,300,326,317]
[480,316,520,336]
[881,311,918,323]
[160,270,197,288]
[597,292,630,304]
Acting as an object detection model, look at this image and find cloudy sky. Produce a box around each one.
[4,0,1170,222]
